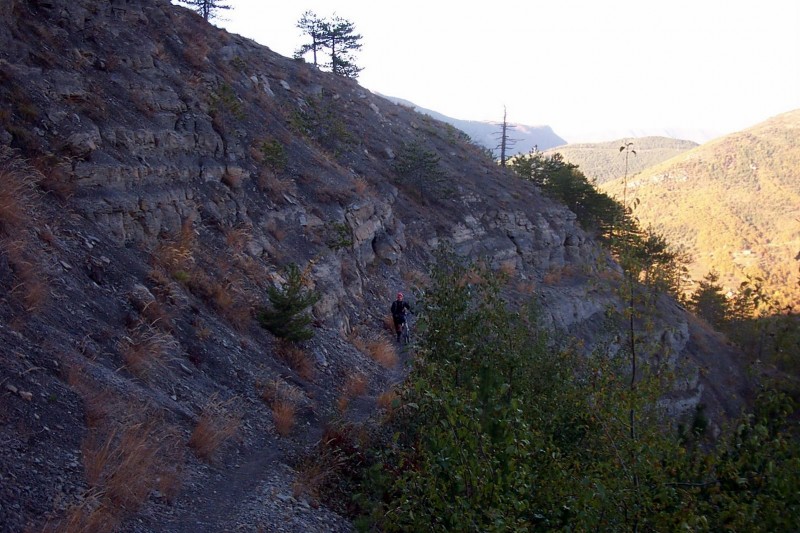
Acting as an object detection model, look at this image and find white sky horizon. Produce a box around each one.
[196,0,800,144]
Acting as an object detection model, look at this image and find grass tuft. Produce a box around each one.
[188,395,240,461]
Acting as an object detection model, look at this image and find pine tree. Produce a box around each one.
[295,12,363,78]
[294,11,327,67]
[326,15,363,78]
[177,0,231,21]
[259,264,320,342]
[687,271,730,328]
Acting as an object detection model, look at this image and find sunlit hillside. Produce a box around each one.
[545,137,698,184]
[600,110,800,310]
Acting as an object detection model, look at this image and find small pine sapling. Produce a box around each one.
[259,264,319,342]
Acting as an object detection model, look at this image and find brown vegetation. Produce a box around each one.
[188,395,241,462]
[274,339,315,380]
[376,388,398,411]
[272,401,297,437]
[337,372,368,413]
[52,372,183,533]
[350,332,399,369]
[261,379,306,437]
[119,328,176,379]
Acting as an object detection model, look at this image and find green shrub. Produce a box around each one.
[391,139,449,203]
[347,249,800,532]
[259,264,319,342]
[325,221,352,251]
[260,139,288,173]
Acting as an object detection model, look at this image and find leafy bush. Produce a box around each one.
[346,250,800,531]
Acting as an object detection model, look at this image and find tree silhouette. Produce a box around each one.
[494,106,518,167]
[687,271,730,329]
[177,0,231,21]
[294,11,327,67]
[295,12,363,78]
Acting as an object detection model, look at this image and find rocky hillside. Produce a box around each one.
[600,111,800,308]
[0,0,751,531]
[544,136,698,184]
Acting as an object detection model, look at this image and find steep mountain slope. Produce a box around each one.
[0,0,751,531]
[544,136,698,184]
[600,110,800,309]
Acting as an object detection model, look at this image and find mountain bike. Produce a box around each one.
[400,319,411,345]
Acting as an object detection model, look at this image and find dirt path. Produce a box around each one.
[122,329,415,532]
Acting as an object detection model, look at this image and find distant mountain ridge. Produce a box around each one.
[544,137,699,184]
[600,110,800,308]
[382,95,567,153]
[560,127,722,145]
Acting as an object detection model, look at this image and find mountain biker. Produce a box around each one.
[390,292,412,343]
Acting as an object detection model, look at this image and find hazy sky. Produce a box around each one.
[212,0,800,143]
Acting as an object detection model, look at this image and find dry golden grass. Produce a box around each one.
[275,339,315,380]
[2,238,49,313]
[141,298,173,330]
[272,401,296,437]
[258,171,295,200]
[147,268,172,291]
[542,264,579,285]
[381,314,395,333]
[261,378,305,436]
[33,156,74,201]
[152,218,196,275]
[366,337,399,368]
[291,428,349,503]
[0,142,42,236]
[0,149,50,315]
[119,328,176,379]
[377,389,399,411]
[261,378,305,405]
[189,395,241,461]
[499,260,517,277]
[65,417,182,531]
[192,317,212,341]
[221,170,244,189]
[51,374,184,533]
[348,328,399,368]
[352,176,369,195]
[224,225,250,254]
[515,279,537,295]
[337,372,368,413]
[458,268,485,287]
[335,395,350,414]
[343,373,368,397]
[182,39,210,68]
[11,254,48,311]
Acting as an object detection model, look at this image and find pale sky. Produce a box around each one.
[209,0,800,143]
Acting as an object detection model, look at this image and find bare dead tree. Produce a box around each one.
[493,106,519,167]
